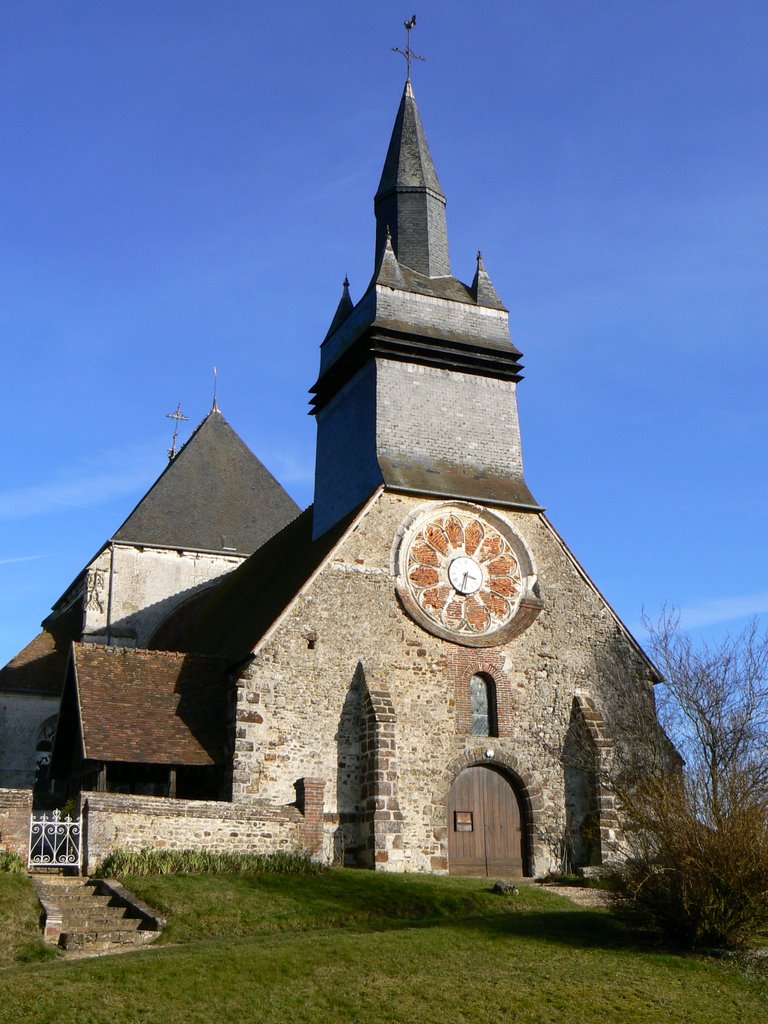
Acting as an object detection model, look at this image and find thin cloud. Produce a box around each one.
[630,593,768,637]
[269,452,314,484]
[0,554,45,566]
[678,593,768,630]
[0,445,160,522]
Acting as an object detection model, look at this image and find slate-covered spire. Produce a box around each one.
[374,80,450,278]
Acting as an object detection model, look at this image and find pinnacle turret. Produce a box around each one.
[470,251,506,310]
[324,277,355,340]
[374,227,407,289]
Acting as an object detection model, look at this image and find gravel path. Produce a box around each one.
[540,884,612,908]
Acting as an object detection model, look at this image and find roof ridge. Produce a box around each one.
[74,641,226,664]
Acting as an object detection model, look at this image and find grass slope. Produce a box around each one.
[0,872,765,1023]
[0,875,55,966]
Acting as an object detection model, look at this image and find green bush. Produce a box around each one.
[94,847,327,878]
[0,852,26,874]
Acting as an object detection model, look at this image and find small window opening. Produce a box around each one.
[470,673,497,737]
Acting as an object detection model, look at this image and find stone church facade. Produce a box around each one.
[0,77,664,878]
[220,489,659,874]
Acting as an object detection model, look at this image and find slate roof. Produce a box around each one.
[113,409,300,554]
[161,503,360,662]
[377,457,540,511]
[0,603,82,695]
[64,644,229,766]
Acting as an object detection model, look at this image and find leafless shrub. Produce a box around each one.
[612,611,768,948]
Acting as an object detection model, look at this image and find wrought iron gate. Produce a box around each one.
[28,810,82,869]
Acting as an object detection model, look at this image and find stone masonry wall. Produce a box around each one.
[82,544,243,647]
[0,788,33,858]
[231,490,658,875]
[79,791,321,873]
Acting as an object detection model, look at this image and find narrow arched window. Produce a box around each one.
[470,673,497,737]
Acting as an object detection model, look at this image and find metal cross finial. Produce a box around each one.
[166,401,189,461]
[392,15,424,81]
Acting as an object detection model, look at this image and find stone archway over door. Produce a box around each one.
[447,765,525,877]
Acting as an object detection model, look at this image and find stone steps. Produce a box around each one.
[31,875,164,955]
[59,927,150,952]
[58,911,143,931]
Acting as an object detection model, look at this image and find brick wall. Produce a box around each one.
[375,285,511,348]
[376,360,524,484]
[445,648,516,737]
[0,788,32,858]
[313,354,526,540]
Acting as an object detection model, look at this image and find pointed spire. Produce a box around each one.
[470,250,506,310]
[374,80,450,278]
[323,276,355,340]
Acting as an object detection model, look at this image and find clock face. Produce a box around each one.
[393,504,541,647]
[447,556,483,595]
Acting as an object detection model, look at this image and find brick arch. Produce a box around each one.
[436,747,546,876]
[445,648,515,736]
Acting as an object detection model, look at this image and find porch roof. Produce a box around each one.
[69,643,229,766]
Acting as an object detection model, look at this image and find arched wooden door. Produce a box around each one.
[447,765,525,877]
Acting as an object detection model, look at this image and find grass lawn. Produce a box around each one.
[0,871,765,1023]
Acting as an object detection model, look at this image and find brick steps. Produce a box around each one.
[32,875,163,955]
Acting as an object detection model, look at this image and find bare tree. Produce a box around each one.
[650,609,768,823]
[613,610,768,948]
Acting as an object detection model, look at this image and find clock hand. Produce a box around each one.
[461,571,469,591]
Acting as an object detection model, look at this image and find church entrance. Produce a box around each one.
[447,765,525,877]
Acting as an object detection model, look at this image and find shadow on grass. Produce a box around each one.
[424,906,655,953]
[191,871,658,956]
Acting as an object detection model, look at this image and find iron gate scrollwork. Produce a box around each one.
[28,810,82,869]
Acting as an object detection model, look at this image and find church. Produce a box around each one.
[0,70,665,877]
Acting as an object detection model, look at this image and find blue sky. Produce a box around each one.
[1,1,766,667]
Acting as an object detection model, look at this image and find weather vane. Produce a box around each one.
[166,401,188,461]
[392,15,424,81]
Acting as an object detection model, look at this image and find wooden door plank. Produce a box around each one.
[448,765,525,878]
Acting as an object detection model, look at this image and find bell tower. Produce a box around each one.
[310,78,539,540]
